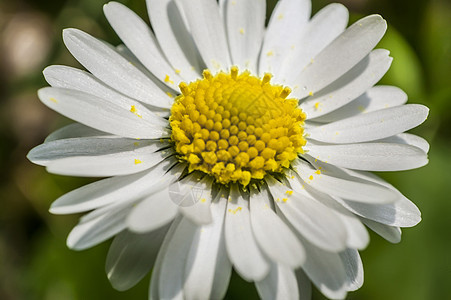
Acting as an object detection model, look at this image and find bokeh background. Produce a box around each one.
[1,0,450,299]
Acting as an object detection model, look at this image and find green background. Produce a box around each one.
[1,0,450,299]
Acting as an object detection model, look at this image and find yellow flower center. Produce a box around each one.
[169,67,306,186]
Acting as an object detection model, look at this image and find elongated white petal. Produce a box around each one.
[308,104,429,144]
[292,15,387,99]
[46,148,172,177]
[67,205,130,250]
[104,2,181,89]
[28,137,166,166]
[127,187,179,233]
[295,175,369,250]
[300,49,392,118]
[339,249,364,291]
[333,168,422,227]
[178,175,213,225]
[158,217,197,299]
[377,133,430,153]
[63,28,171,108]
[278,3,348,81]
[178,0,231,72]
[315,85,408,123]
[147,0,202,82]
[44,123,111,142]
[259,0,311,75]
[267,177,348,252]
[183,191,230,299]
[225,185,270,281]
[300,236,348,300]
[255,263,299,300]
[209,226,233,300]
[294,159,397,204]
[224,0,265,73]
[149,216,182,299]
[250,186,305,268]
[38,87,169,139]
[106,226,169,291]
[305,142,428,171]
[49,158,177,214]
[361,218,402,243]
[43,65,168,126]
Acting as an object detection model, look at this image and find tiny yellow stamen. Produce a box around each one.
[309,175,314,180]
[134,159,142,165]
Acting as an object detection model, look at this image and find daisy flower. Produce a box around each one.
[28,0,430,299]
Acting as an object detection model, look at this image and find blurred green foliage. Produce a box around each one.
[0,0,450,299]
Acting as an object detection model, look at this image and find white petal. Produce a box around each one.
[255,263,299,300]
[147,0,202,82]
[278,3,348,81]
[183,191,231,299]
[178,0,231,72]
[305,142,428,171]
[308,104,429,143]
[333,169,422,227]
[29,136,168,167]
[249,186,305,268]
[49,158,177,214]
[300,236,348,300]
[178,175,214,225]
[62,28,171,108]
[224,185,270,281]
[267,177,348,252]
[339,248,364,291]
[300,49,392,118]
[297,178,369,250]
[38,87,169,139]
[259,0,311,75]
[149,216,182,299]
[158,217,197,299]
[361,218,402,243]
[314,85,408,123]
[104,2,182,89]
[47,150,171,177]
[293,159,397,204]
[292,15,387,99]
[44,123,111,142]
[67,205,129,250]
[43,65,168,126]
[105,227,168,291]
[209,225,233,300]
[224,0,266,73]
[127,187,179,233]
[377,133,430,153]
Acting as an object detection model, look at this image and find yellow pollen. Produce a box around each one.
[286,190,293,195]
[166,92,174,98]
[315,170,321,175]
[169,67,306,186]
[175,69,181,74]
[134,159,142,164]
[266,50,274,57]
[239,28,245,34]
[165,74,174,84]
[130,105,142,118]
[49,97,58,103]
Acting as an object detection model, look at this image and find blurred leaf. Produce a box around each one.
[377,24,426,102]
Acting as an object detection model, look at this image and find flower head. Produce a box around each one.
[28,0,429,299]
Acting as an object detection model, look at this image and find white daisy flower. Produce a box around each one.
[28,0,430,299]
